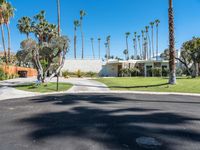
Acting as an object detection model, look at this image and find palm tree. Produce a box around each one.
[57,0,60,36]
[106,35,111,59]
[80,10,86,59]
[123,49,128,60]
[168,0,176,84]
[133,38,136,60]
[125,32,130,59]
[98,38,101,59]
[144,37,148,60]
[141,30,145,59]
[0,0,7,63]
[145,26,151,60]
[137,35,142,59]
[3,2,14,63]
[155,19,160,60]
[73,20,79,59]
[17,17,32,39]
[134,32,137,59]
[56,0,61,91]
[90,38,95,59]
[150,22,155,58]
[104,42,109,61]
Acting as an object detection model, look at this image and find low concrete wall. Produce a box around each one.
[62,59,103,73]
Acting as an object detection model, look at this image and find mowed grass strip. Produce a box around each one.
[95,77,200,94]
[15,82,73,93]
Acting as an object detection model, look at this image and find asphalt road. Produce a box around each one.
[0,93,200,150]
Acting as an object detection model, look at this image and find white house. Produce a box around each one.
[62,59,170,77]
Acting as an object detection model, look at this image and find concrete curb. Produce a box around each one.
[65,91,200,97]
[1,90,200,101]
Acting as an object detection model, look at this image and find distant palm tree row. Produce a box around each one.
[0,0,15,63]
[124,19,160,61]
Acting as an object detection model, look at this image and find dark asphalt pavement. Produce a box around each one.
[0,93,200,150]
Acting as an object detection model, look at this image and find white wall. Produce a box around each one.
[100,64,118,77]
[62,59,103,73]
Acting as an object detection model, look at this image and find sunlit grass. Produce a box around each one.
[95,77,200,94]
[15,82,73,93]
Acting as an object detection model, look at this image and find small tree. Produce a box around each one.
[17,11,70,82]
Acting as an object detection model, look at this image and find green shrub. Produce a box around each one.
[162,68,169,77]
[62,70,69,78]
[120,68,129,77]
[76,70,83,78]
[0,68,5,80]
[129,68,140,77]
[152,67,162,77]
[176,68,183,77]
[85,71,98,78]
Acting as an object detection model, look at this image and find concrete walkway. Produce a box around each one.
[0,78,38,100]
[0,77,109,100]
[58,78,110,92]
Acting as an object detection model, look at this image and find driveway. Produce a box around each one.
[57,78,109,92]
[0,78,38,100]
[0,93,200,150]
[0,78,109,100]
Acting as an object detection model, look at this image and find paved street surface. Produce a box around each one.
[0,93,200,150]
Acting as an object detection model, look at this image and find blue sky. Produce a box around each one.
[5,0,200,59]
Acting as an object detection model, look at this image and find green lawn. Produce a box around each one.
[95,77,200,94]
[15,82,73,93]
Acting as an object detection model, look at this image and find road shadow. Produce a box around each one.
[18,94,200,150]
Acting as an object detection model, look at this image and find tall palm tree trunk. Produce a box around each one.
[74,28,77,59]
[156,26,159,60]
[147,34,151,60]
[80,19,84,59]
[98,40,101,59]
[126,37,129,59]
[141,37,144,59]
[168,0,176,84]
[57,0,61,36]
[108,40,110,59]
[1,24,7,63]
[151,27,154,58]
[6,23,11,63]
[91,40,95,59]
[145,35,149,59]
[56,0,61,91]
[141,32,144,60]
[138,37,142,59]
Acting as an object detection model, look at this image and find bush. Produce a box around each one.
[152,67,162,77]
[162,68,169,77]
[176,68,183,77]
[120,68,129,77]
[76,70,83,78]
[129,68,140,77]
[0,68,19,80]
[0,68,5,80]
[62,70,69,78]
[85,71,98,78]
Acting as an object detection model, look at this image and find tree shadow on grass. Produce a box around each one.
[16,94,200,150]
[109,83,169,89]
